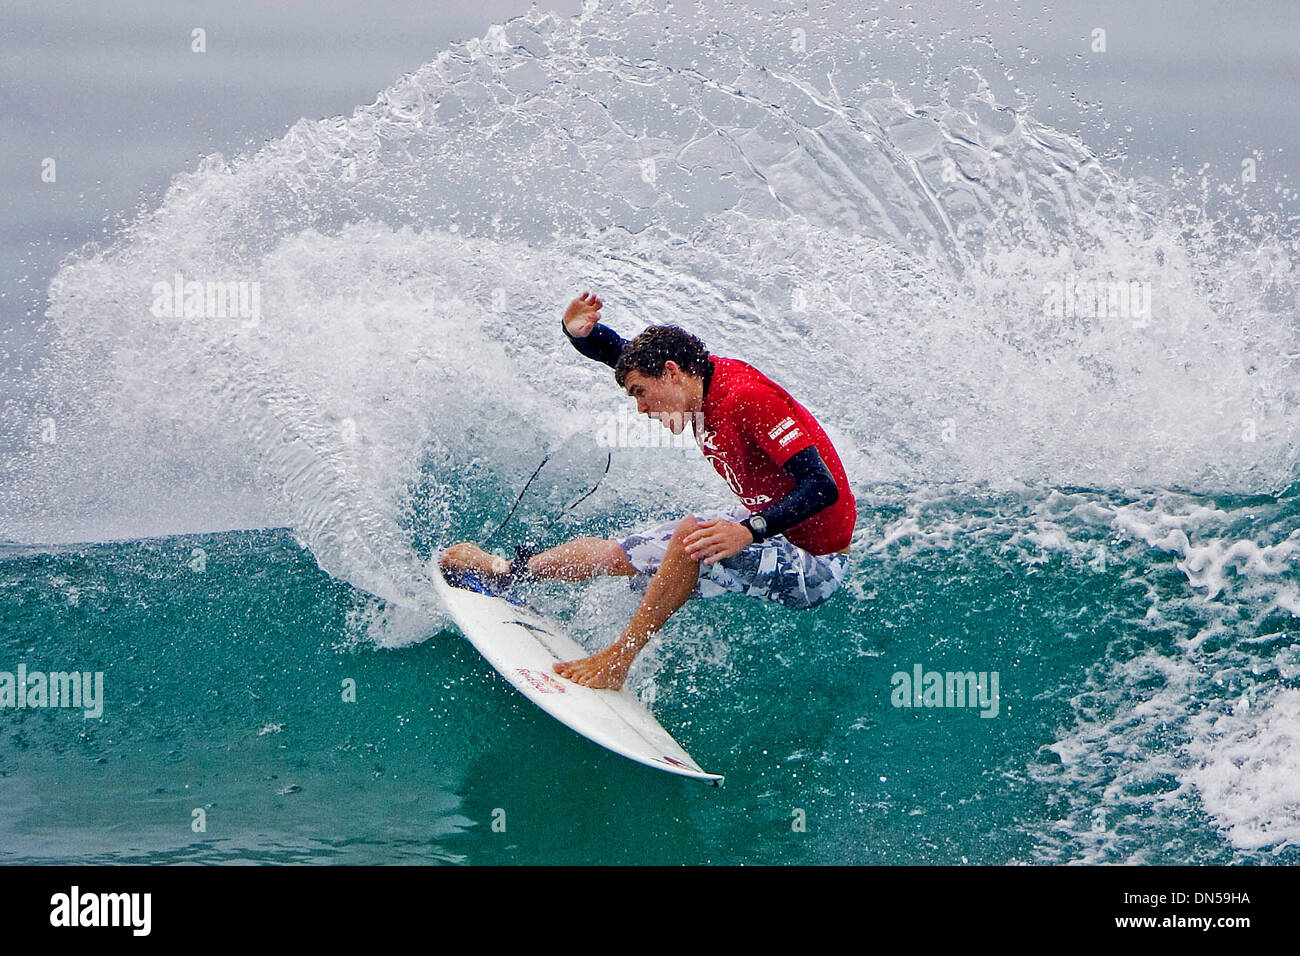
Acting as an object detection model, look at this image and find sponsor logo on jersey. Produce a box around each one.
[704,453,746,498]
[768,417,796,439]
[778,428,803,447]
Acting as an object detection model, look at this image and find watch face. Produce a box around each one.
[750,516,767,535]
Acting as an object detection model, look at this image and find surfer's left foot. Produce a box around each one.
[554,644,634,690]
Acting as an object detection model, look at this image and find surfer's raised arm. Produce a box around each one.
[561,291,625,369]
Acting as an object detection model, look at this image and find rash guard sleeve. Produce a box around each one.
[749,446,840,540]
[563,321,626,369]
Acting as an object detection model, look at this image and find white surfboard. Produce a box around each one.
[430,558,724,785]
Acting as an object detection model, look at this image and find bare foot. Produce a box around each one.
[554,643,634,690]
[440,542,510,577]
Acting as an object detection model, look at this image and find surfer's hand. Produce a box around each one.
[562,290,602,337]
[684,519,754,564]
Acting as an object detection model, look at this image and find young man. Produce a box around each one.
[440,291,856,689]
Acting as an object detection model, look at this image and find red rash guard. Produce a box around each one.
[695,357,856,554]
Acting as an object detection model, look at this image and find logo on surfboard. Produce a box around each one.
[516,667,567,694]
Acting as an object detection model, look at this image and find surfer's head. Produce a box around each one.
[616,325,710,434]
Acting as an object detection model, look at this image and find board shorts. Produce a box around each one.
[616,506,849,610]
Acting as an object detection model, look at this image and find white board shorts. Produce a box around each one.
[616,506,849,610]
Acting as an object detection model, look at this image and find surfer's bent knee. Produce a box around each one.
[672,514,701,536]
[602,539,638,576]
[669,515,702,552]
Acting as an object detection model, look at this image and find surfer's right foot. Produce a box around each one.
[440,543,511,579]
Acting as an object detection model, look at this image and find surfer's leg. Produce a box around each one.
[554,515,702,689]
[524,538,636,581]
[439,538,634,581]
[439,543,512,577]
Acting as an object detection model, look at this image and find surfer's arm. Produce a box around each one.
[732,388,840,543]
[561,291,626,368]
[687,447,838,562]
[743,446,839,541]
[562,321,626,368]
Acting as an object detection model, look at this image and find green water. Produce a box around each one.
[5,489,1295,864]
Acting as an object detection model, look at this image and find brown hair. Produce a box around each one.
[614,325,710,388]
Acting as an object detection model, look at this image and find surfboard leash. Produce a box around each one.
[482,449,613,550]
[541,451,612,536]
[482,453,551,548]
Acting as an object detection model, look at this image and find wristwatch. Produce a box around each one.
[743,514,768,543]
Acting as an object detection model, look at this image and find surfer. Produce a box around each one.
[440,291,856,689]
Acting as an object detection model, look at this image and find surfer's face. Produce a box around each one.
[623,363,698,434]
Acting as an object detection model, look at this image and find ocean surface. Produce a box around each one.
[2,0,1299,864]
